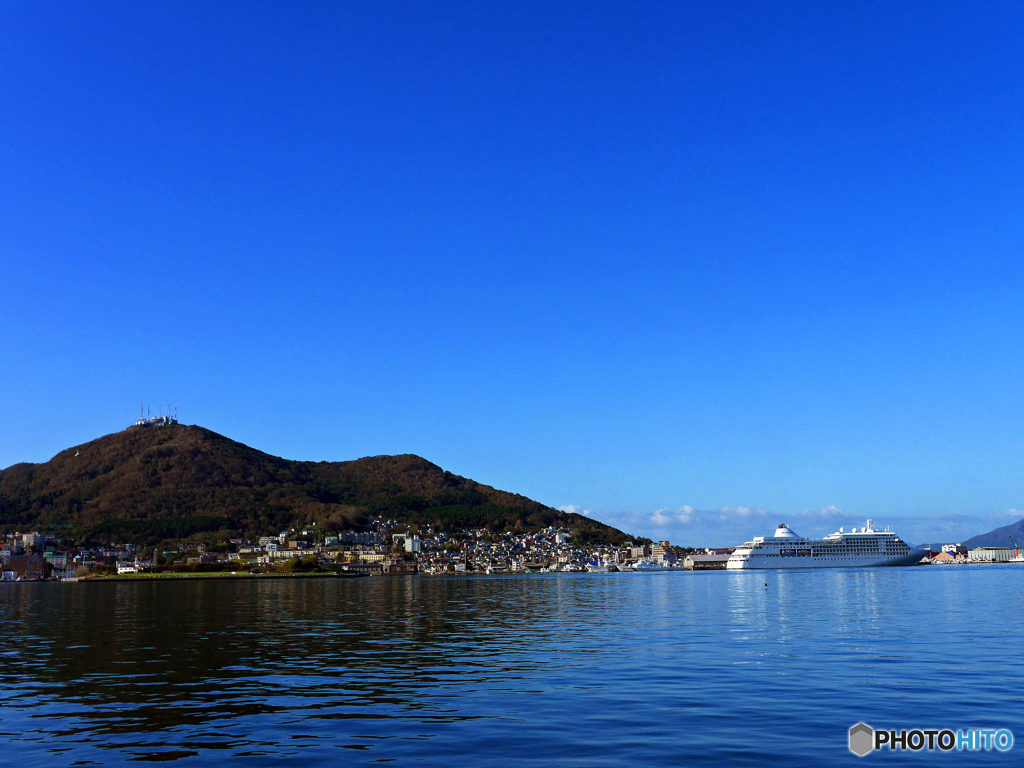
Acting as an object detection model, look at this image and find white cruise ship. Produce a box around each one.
[726,520,920,570]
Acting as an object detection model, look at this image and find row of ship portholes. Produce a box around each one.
[765,552,877,557]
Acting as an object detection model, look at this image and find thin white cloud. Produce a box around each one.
[799,505,847,518]
[587,503,1018,550]
[651,509,672,525]
[648,505,766,527]
[719,505,766,518]
[558,504,593,517]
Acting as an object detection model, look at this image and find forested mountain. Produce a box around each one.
[0,425,628,545]
[961,517,1024,549]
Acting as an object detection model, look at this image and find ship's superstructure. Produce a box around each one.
[726,520,920,570]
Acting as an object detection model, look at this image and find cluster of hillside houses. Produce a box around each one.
[2,525,1019,580]
[235,526,708,575]
[0,523,723,579]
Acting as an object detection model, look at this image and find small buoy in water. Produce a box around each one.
[764,583,768,586]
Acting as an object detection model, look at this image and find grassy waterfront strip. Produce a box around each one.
[75,571,369,582]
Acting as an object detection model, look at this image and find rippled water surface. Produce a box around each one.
[1,567,1022,766]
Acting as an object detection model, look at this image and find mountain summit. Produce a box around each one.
[0,425,627,545]
[961,517,1024,550]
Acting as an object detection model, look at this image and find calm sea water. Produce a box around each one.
[1,567,1021,767]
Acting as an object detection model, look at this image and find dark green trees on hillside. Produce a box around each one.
[0,425,628,545]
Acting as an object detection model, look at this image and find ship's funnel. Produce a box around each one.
[772,524,799,539]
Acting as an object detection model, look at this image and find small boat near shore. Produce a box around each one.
[632,559,662,571]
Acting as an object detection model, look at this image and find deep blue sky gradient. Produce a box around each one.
[3,2,1023,545]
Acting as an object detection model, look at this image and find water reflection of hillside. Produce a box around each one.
[0,577,610,739]
[1,569,1020,764]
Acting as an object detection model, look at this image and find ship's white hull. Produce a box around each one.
[726,551,922,570]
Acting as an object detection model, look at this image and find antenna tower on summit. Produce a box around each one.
[131,402,180,429]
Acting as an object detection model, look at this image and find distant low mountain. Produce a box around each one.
[0,425,628,545]
[961,518,1024,549]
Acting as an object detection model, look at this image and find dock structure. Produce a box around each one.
[683,553,731,570]
[967,547,1016,563]
[384,560,418,574]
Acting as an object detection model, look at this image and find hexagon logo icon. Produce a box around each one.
[849,722,874,757]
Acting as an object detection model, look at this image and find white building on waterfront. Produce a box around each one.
[968,547,1015,562]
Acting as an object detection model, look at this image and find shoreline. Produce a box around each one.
[61,571,369,583]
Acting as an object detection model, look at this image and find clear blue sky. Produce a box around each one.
[3,1,1022,546]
